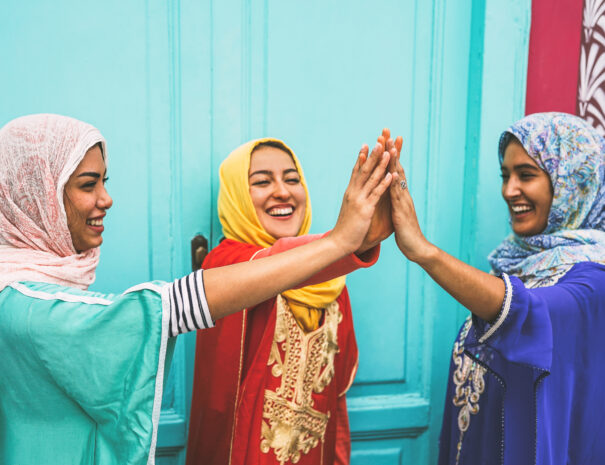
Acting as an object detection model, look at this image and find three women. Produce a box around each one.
[2,110,603,464]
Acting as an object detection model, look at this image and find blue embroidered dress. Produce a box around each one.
[439,113,605,465]
[439,262,605,464]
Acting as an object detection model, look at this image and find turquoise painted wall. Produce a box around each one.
[0,1,530,463]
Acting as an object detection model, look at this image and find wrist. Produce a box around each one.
[409,241,439,267]
[324,230,354,259]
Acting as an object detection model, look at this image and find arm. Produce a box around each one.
[205,143,392,321]
[165,236,374,336]
[252,233,379,286]
[387,133,504,321]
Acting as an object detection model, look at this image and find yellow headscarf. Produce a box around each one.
[218,138,346,332]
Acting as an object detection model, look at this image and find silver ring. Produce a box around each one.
[400,179,407,190]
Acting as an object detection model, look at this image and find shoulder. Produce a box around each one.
[518,262,605,310]
[3,281,165,308]
[3,281,117,306]
[203,238,261,268]
[565,261,605,278]
[557,261,605,299]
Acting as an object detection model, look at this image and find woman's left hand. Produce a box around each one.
[388,139,434,263]
[356,129,402,255]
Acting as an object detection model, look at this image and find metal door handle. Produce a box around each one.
[191,234,209,271]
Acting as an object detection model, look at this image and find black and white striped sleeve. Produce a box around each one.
[166,270,214,337]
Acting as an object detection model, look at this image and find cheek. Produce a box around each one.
[294,188,307,214]
[63,191,92,226]
[248,188,268,215]
[63,191,77,227]
[536,179,554,211]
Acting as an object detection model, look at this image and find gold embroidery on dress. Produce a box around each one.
[261,295,341,464]
[452,316,487,465]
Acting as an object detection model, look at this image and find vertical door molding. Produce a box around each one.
[145,0,192,462]
[209,0,269,246]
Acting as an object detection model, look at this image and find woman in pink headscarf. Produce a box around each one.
[0,114,393,465]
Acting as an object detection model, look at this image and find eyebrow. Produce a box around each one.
[249,168,299,177]
[501,163,540,172]
[77,172,102,179]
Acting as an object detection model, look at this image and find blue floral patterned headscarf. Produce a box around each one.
[488,112,605,283]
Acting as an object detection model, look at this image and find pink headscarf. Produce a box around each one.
[0,114,106,290]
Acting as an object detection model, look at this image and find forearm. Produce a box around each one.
[416,244,505,322]
[253,233,379,287]
[203,235,348,320]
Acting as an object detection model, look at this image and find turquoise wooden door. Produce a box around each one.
[0,1,530,464]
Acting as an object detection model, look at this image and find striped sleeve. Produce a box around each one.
[166,270,214,337]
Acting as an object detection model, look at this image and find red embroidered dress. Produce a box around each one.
[186,237,375,465]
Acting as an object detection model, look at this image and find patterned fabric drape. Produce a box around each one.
[577,0,605,134]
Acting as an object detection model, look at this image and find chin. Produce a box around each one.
[266,224,300,239]
[512,223,546,237]
[269,230,297,239]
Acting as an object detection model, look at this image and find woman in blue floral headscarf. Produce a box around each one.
[387,112,605,464]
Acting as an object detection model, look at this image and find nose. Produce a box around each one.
[272,180,291,199]
[98,185,113,210]
[502,175,521,200]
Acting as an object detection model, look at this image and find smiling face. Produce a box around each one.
[63,144,113,252]
[501,139,553,236]
[248,145,307,239]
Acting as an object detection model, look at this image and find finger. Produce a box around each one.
[354,144,369,173]
[389,171,411,205]
[367,172,393,205]
[395,136,403,157]
[377,135,385,147]
[387,142,398,173]
[362,151,391,195]
[359,143,385,180]
[389,172,405,203]
[382,128,391,142]
[393,155,407,180]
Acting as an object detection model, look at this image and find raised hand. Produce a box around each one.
[329,143,392,256]
[388,151,434,263]
[356,129,401,253]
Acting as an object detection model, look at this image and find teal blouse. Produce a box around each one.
[0,280,177,465]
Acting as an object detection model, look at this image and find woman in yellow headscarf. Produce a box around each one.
[186,138,385,465]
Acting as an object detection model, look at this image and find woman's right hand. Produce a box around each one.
[329,143,393,256]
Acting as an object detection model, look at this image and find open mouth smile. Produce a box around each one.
[510,204,534,218]
[267,206,294,218]
[86,216,105,232]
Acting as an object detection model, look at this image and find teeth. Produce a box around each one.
[87,219,103,226]
[268,207,293,217]
[511,205,532,213]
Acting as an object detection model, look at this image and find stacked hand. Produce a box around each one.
[329,143,393,256]
[332,127,434,263]
[384,129,434,263]
[355,127,434,263]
